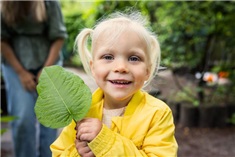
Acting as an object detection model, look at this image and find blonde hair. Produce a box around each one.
[1,0,46,26]
[75,11,161,87]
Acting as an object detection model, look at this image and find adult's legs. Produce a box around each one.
[39,124,57,157]
[2,64,37,157]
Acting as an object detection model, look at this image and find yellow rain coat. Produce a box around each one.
[51,88,178,157]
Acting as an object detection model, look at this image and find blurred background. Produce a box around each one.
[1,0,235,157]
[61,0,235,128]
[61,0,235,111]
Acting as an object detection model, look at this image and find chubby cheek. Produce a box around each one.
[138,75,149,85]
[91,63,107,81]
[140,67,150,81]
[132,72,148,87]
[144,65,151,80]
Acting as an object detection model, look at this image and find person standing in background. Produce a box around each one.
[0,1,67,157]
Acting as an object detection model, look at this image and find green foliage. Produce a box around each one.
[148,1,235,71]
[60,0,102,60]
[1,110,17,135]
[61,1,235,73]
[34,65,92,128]
[228,113,235,125]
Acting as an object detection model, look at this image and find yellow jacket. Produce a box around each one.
[51,88,178,157]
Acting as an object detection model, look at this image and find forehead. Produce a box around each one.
[92,19,148,51]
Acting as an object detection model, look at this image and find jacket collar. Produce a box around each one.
[89,88,145,118]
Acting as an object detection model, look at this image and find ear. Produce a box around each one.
[144,67,151,81]
[90,60,95,77]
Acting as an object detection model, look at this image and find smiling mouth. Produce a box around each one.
[110,80,132,85]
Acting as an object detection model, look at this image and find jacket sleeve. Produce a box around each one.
[88,107,178,157]
[50,122,81,157]
[143,107,178,156]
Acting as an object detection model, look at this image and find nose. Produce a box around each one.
[113,59,129,73]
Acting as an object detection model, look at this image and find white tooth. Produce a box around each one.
[112,80,129,84]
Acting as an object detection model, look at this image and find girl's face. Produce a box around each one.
[90,29,150,107]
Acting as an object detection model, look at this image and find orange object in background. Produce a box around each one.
[203,72,218,83]
[218,71,229,78]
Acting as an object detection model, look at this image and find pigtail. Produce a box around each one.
[74,28,93,77]
[144,35,161,87]
[150,35,161,80]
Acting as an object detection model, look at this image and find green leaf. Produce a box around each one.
[1,128,8,135]
[34,65,92,128]
[0,116,18,122]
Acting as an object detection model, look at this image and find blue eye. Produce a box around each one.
[102,55,114,60]
[129,56,140,62]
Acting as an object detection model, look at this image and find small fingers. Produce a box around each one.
[75,140,93,157]
[76,127,92,142]
[75,139,87,147]
[84,151,95,157]
[76,118,102,142]
[79,132,94,142]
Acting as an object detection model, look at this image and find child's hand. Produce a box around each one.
[75,139,95,157]
[76,118,102,142]
[75,118,102,156]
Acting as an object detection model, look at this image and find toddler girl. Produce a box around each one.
[51,11,178,157]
